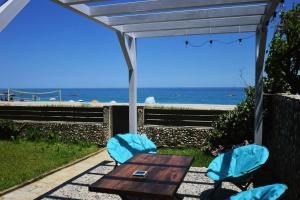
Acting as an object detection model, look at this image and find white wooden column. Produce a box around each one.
[0,0,30,32]
[254,26,267,145]
[117,31,137,133]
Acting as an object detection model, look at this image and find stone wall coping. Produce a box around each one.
[0,101,236,110]
[265,93,300,101]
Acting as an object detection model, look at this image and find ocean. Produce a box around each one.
[0,88,246,105]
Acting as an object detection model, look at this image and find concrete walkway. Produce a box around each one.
[0,150,112,200]
[1,150,241,200]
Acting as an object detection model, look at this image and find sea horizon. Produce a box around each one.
[0,87,246,105]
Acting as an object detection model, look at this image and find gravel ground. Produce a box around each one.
[36,161,242,200]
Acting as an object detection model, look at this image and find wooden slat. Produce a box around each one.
[128,25,257,38]
[114,15,261,33]
[145,119,213,127]
[89,0,267,17]
[0,106,103,112]
[51,0,114,31]
[144,108,225,127]
[0,110,103,117]
[145,109,226,115]
[105,5,266,26]
[57,0,109,5]
[145,113,218,121]
[0,115,103,122]
[0,106,104,122]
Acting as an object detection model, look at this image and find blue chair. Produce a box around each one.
[229,184,288,200]
[206,144,269,197]
[107,133,157,167]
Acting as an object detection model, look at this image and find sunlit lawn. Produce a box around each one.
[158,148,213,167]
[0,140,98,192]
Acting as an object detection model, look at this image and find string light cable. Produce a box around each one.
[184,0,293,48]
[185,34,255,48]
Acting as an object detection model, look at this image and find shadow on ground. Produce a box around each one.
[35,161,240,200]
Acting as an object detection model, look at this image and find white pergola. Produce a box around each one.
[0,0,280,144]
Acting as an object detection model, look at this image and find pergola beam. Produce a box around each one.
[259,0,281,28]
[0,0,31,32]
[128,25,257,38]
[254,27,267,145]
[254,0,280,144]
[52,0,113,30]
[114,15,262,33]
[89,0,268,17]
[51,0,280,140]
[104,4,266,26]
[117,32,137,133]
[58,0,109,5]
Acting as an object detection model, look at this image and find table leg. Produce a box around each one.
[174,193,183,200]
[120,195,179,200]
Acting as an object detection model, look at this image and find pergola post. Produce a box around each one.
[0,0,31,32]
[254,25,267,145]
[117,31,137,133]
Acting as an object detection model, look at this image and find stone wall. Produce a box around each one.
[1,105,112,146]
[263,94,300,200]
[15,121,109,146]
[136,105,224,149]
[138,125,211,149]
[0,103,232,149]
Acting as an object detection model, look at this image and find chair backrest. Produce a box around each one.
[207,144,269,181]
[229,184,288,200]
[107,133,157,164]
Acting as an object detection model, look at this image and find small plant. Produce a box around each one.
[204,87,255,155]
[0,119,94,147]
[0,119,25,140]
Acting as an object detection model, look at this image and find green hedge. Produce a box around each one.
[204,87,255,154]
[0,119,91,146]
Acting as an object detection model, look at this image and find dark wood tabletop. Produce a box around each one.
[89,153,194,200]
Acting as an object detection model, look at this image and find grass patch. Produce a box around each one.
[0,140,98,192]
[158,148,214,167]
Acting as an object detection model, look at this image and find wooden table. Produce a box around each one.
[89,153,194,200]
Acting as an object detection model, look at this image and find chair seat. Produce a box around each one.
[107,133,157,164]
[229,184,288,200]
[207,144,269,181]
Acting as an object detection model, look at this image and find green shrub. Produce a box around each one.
[204,87,255,154]
[204,5,300,155]
[0,119,25,140]
[264,4,300,94]
[24,127,59,143]
[0,119,94,147]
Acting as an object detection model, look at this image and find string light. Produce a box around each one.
[188,40,209,48]
[184,34,255,48]
[184,0,296,49]
[238,38,243,45]
[209,40,213,47]
[185,40,189,48]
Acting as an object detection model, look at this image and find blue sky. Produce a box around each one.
[0,0,298,88]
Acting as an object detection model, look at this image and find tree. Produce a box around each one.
[264,4,300,94]
[206,5,300,154]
